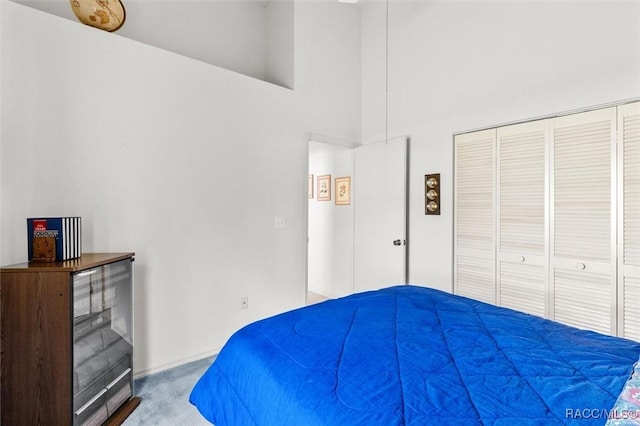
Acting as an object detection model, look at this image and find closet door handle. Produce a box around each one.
[577,263,586,271]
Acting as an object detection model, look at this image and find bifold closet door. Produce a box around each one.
[454,129,496,304]
[497,120,549,317]
[550,107,617,335]
[618,101,640,341]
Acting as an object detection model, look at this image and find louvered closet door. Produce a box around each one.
[454,129,496,304]
[497,120,549,317]
[550,107,617,334]
[619,101,640,341]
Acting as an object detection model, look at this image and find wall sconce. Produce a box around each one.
[425,173,440,215]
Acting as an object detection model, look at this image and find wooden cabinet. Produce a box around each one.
[1,253,140,425]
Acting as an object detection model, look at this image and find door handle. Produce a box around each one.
[393,239,403,246]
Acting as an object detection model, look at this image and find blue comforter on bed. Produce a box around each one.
[190,286,640,425]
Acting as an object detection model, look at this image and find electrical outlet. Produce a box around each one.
[240,296,249,310]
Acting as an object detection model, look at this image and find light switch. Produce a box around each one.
[275,216,286,229]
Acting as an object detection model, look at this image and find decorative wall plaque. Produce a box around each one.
[70,0,126,32]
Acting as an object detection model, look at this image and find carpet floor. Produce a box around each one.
[123,356,215,425]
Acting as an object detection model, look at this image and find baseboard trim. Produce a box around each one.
[134,349,219,379]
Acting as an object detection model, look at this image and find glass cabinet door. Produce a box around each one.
[72,258,133,426]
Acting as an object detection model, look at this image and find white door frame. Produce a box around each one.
[305,133,410,302]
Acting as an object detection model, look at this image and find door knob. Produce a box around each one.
[393,239,402,246]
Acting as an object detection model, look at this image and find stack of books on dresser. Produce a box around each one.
[27,217,82,262]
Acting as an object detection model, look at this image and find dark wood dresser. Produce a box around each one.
[1,253,140,425]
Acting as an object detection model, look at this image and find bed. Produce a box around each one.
[189,285,640,425]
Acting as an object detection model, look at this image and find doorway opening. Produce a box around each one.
[306,134,410,305]
[307,136,359,303]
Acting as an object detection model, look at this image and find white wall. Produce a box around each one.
[12,0,295,88]
[119,1,270,81]
[294,1,361,141]
[308,141,355,298]
[0,2,3,240]
[0,0,361,376]
[361,0,640,292]
[266,0,295,89]
[360,0,387,143]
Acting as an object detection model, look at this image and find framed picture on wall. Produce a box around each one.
[317,175,331,201]
[335,177,351,205]
[309,174,314,199]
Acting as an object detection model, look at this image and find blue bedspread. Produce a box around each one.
[190,286,640,425]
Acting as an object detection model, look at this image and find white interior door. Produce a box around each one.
[353,137,408,293]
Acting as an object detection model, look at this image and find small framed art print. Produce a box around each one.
[335,177,351,205]
[317,175,331,201]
